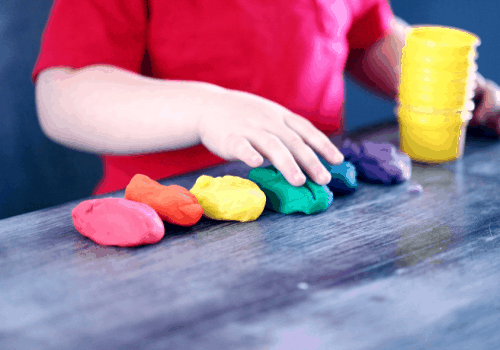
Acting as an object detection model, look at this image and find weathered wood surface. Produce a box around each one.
[1,122,500,349]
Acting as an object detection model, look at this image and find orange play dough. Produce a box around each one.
[125,174,203,227]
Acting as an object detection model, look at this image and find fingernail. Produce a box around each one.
[294,174,306,184]
[328,146,339,157]
[251,155,261,165]
[319,173,330,184]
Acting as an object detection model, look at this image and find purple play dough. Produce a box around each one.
[340,139,412,185]
[358,141,411,185]
[339,139,361,162]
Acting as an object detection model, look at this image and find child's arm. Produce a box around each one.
[345,16,408,102]
[35,65,344,187]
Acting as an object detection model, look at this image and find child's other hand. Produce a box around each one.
[197,88,344,187]
[470,73,500,134]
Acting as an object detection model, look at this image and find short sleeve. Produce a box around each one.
[32,0,148,83]
[347,0,394,50]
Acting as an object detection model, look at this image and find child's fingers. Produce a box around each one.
[224,134,264,167]
[284,114,344,165]
[267,127,331,185]
[474,81,498,125]
[245,131,307,187]
[474,72,487,97]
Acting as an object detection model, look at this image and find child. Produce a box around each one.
[32,0,500,195]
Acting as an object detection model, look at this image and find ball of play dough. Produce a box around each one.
[72,198,165,247]
[339,138,361,162]
[317,156,358,195]
[356,141,412,185]
[125,174,203,227]
[190,175,266,222]
[248,165,333,215]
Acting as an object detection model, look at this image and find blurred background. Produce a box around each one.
[0,0,499,220]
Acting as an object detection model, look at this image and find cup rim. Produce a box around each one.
[397,105,473,119]
[399,73,475,84]
[399,81,476,90]
[401,57,478,67]
[398,89,475,99]
[405,25,481,48]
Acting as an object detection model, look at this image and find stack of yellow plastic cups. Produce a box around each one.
[397,25,480,163]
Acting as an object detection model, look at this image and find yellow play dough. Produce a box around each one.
[190,175,266,222]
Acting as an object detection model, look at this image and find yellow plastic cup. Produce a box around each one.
[399,72,476,91]
[397,106,471,163]
[403,45,476,60]
[396,98,475,112]
[400,80,475,96]
[405,25,481,50]
[398,76,476,109]
[401,57,477,73]
[401,55,477,72]
[401,58,477,75]
[401,49,477,66]
[398,93,473,110]
[400,68,476,84]
[402,26,480,78]
[399,74,476,102]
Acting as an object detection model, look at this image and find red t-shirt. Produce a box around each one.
[33,0,393,195]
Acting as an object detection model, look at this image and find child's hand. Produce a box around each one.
[197,88,344,187]
[470,73,500,134]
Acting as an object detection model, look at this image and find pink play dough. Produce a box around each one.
[72,198,165,247]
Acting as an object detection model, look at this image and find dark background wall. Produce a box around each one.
[0,0,499,220]
[0,0,102,220]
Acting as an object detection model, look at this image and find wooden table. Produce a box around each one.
[2,121,500,349]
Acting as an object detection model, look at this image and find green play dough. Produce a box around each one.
[248,165,333,215]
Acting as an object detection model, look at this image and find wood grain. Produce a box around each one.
[1,121,500,349]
